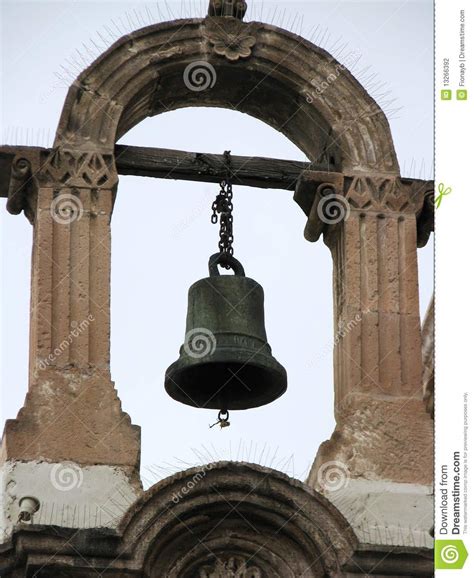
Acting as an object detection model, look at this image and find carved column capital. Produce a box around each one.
[295,171,434,247]
[3,146,119,223]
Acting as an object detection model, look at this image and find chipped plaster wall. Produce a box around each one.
[0,460,141,543]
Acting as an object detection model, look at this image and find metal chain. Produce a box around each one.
[211,151,234,269]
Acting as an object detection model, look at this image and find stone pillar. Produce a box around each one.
[295,171,434,549]
[1,149,141,542]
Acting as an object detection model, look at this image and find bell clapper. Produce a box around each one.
[210,410,230,429]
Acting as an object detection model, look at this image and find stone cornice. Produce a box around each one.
[295,170,434,247]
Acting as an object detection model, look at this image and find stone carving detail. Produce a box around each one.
[39,148,118,189]
[208,0,248,20]
[294,171,434,244]
[345,176,432,213]
[199,556,262,577]
[206,18,256,61]
[6,156,37,223]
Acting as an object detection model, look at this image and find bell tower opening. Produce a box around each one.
[110,107,334,486]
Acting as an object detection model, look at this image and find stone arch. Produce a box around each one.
[118,462,358,577]
[54,17,399,174]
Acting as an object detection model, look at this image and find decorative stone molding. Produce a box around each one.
[205,18,256,61]
[295,170,434,246]
[345,175,431,213]
[39,148,118,190]
[53,20,399,174]
[6,156,37,224]
[2,147,45,224]
[2,147,118,222]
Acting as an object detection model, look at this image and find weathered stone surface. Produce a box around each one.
[421,296,434,417]
[298,171,433,508]
[208,0,248,19]
[53,20,399,174]
[1,370,140,478]
[320,478,433,549]
[0,462,360,576]
[1,460,140,542]
[309,394,433,486]
[295,170,434,245]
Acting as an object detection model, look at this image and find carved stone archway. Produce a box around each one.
[119,462,358,577]
[55,17,399,173]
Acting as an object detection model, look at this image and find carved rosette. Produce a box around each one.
[294,171,434,246]
[205,18,256,61]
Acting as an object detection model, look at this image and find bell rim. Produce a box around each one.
[164,354,287,410]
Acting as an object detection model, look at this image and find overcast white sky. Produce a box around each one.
[0,0,433,487]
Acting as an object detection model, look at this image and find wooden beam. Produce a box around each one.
[0,144,322,199]
[114,145,319,190]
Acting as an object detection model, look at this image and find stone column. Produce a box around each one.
[295,171,434,549]
[1,149,141,541]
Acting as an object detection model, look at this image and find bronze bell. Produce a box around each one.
[165,253,287,410]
